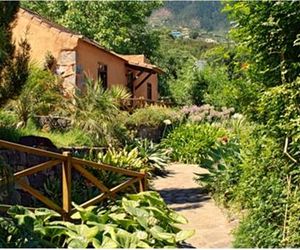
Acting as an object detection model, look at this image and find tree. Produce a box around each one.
[224,1,300,87]
[22,1,162,58]
[0,1,30,106]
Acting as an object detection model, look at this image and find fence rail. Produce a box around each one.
[0,139,147,220]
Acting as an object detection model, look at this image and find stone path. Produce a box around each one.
[152,163,236,248]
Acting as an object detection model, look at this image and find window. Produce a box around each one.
[147,82,152,100]
[97,64,108,89]
[127,71,134,96]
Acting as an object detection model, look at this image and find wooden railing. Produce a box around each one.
[0,139,147,220]
[120,98,173,112]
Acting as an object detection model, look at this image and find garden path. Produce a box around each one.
[152,163,236,248]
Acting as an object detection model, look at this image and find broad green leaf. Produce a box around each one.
[146,206,170,221]
[136,216,149,229]
[122,198,139,209]
[80,225,99,239]
[150,226,175,244]
[34,208,60,222]
[92,238,102,248]
[99,236,118,248]
[123,201,149,218]
[137,241,151,248]
[108,213,127,221]
[68,238,89,248]
[115,229,140,248]
[133,230,148,240]
[70,212,81,220]
[175,229,195,242]
[169,211,188,224]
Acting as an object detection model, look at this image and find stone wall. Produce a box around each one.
[33,115,71,131]
[136,125,165,143]
[56,50,77,97]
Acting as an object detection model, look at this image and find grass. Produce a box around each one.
[0,117,93,148]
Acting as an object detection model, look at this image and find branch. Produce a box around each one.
[283,137,297,163]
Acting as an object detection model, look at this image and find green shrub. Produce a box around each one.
[251,78,300,138]
[193,118,300,247]
[162,122,227,164]
[126,138,170,175]
[7,66,63,126]
[126,105,182,128]
[94,147,145,189]
[196,137,242,204]
[0,192,194,248]
[62,79,130,146]
[0,126,24,142]
[0,110,18,127]
[0,111,22,142]
[200,66,260,113]
[195,118,253,205]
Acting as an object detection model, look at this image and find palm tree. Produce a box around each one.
[63,79,130,146]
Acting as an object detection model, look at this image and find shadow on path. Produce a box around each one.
[157,187,210,211]
[153,169,176,178]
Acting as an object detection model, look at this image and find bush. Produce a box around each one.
[126,138,171,175]
[0,110,18,127]
[168,59,204,106]
[97,147,145,172]
[162,122,227,164]
[7,66,63,126]
[0,192,194,248]
[251,78,300,138]
[193,118,300,247]
[0,111,23,142]
[200,66,260,113]
[62,79,130,146]
[126,105,182,129]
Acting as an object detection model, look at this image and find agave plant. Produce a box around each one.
[63,79,130,146]
[97,147,145,172]
[126,139,171,175]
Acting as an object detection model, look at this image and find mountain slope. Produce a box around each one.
[150,1,229,33]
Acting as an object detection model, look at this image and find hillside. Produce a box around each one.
[149,1,229,34]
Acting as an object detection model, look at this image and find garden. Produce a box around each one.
[1,0,300,248]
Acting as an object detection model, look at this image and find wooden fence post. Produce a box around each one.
[62,151,72,220]
[143,173,148,191]
[140,170,147,192]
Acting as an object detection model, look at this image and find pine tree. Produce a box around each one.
[0,1,30,106]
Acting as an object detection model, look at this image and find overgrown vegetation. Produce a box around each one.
[125,105,182,129]
[0,1,30,106]
[61,79,130,146]
[162,122,226,164]
[2,0,300,248]
[0,192,194,248]
[170,1,300,248]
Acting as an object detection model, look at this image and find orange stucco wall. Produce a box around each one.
[76,40,127,89]
[134,72,158,101]
[12,10,79,67]
[12,9,159,101]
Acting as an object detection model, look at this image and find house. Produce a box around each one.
[12,8,163,101]
[170,31,182,39]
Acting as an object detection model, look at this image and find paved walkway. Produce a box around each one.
[152,163,236,248]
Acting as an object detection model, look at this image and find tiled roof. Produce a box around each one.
[118,54,164,74]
